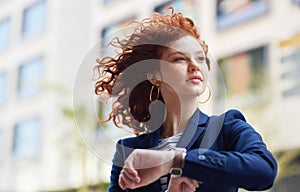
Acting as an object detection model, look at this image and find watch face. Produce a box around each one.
[170,167,183,176]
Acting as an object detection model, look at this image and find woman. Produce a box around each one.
[94,11,277,192]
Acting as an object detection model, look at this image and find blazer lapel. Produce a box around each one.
[177,109,209,150]
[138,127,161,149]
[138,109,209,150]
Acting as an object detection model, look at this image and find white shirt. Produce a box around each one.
[156,133,183,191]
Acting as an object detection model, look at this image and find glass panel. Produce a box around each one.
[100,0,121,5]
[154,0,198,21]
[22,0,46,39]
[293,0,300,6]
[0,128,2,162]
[0,18,10,52]
[101,18,134,56]
[0,72,7,105]
[217,46,267,99]
[13,118,40,160]
[280,47,300,97]
[18,56,43,98]
[216,0,269,30]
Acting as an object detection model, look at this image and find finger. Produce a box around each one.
[120,177,139,190]
[182,183,196,192]
[119,170,137,189]
[122,168,140,183]
[124,159,141,182]
[180,177,197,191]
[118,174,126,190]
[192,179,200,188]
[169,175,196,191]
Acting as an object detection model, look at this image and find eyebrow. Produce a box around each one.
[167,50,204,57]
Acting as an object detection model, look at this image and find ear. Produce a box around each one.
[147,73,161,86]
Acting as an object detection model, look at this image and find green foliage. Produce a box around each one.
[275,147,300,181]
[49,181,110,192]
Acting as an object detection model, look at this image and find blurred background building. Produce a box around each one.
[0,0,299,191]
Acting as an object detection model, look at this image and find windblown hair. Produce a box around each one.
[94,10,210,134]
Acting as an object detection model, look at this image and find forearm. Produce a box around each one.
[182,149,277,190]
[118,149,177,189]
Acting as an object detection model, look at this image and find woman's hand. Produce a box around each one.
[118,149,175,190]
[167,175,200,192]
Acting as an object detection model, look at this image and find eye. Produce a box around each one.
[173,57,186,62]
[197,56,205,63]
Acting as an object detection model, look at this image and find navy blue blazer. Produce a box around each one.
[108,109,277,192]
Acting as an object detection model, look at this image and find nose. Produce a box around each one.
[188,60,200,72]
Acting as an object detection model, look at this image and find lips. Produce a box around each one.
[188,74,203,81]
[185,74,204,84]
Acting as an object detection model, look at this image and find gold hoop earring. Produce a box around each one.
[149,85,160,102]
[198,86,211,104]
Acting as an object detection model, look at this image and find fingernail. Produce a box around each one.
[136,177,141,183]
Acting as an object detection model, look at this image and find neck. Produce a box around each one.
[161,94,198,138]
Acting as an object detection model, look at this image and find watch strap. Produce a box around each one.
[169,148,186,176]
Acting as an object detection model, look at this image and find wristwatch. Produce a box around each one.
[169,147,187,176]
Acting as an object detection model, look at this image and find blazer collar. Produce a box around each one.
[177,109,209,150]
[197,109,210,126]
[138,108,209,149]
[138,126,161,149]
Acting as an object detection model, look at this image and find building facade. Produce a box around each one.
[0,0,299,191]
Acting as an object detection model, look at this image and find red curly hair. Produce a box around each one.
[94,11,210,134]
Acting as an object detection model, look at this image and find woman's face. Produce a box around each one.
[158,35,209,99]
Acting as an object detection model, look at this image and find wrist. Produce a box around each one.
[169,148,186,176]
[164,150,176,174]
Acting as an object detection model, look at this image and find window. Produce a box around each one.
[101,18,134,56]
[22,0,46,39]
[154,0,198,21]
[0,18,10,52]
[217,46,268,105]
[100,0,122,5]
[18,56,43,98]
[279,37,300,97]
[0,128,2,162]
[216,0,269,30]
[13,117,40,160]
[293,0,300,6]
[101,26,117,56]
[0,72,7,105]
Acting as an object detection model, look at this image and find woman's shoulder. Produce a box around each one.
[221,109,256,135]
[206,109,247,126]
[223,109,247,122]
